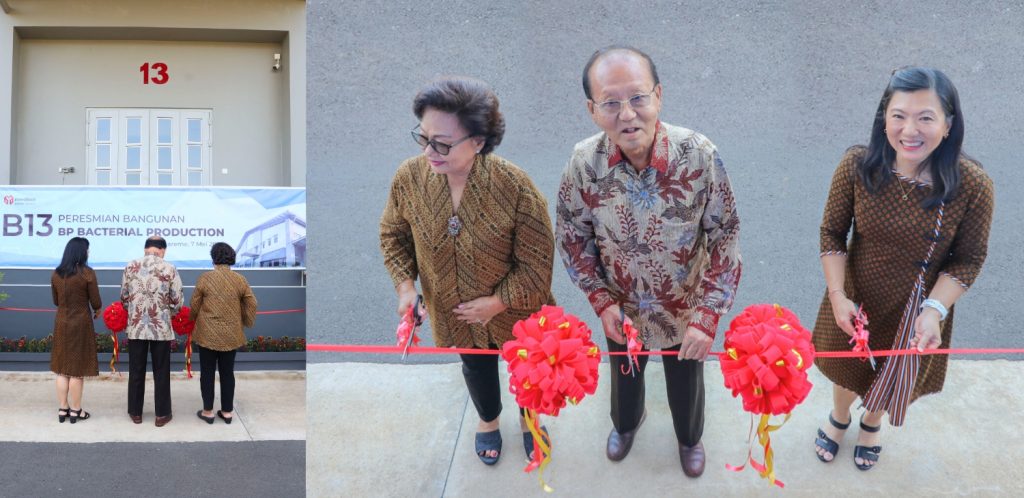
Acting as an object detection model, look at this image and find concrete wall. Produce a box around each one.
[0,0,306,187]
[15,39,286,186]
[306,1,1024,361]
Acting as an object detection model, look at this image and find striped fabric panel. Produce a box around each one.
[862,203,944,426]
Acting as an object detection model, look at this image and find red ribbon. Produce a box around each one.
[172,307,196,378]
[308,343,1024,357]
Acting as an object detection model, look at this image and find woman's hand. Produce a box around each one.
[93,310,100,319]
[396,280,421,318]
[453,295,506,326]
[910,308,943,352]
[829,292,860,337]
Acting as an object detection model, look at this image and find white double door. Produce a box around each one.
[86,108,211,186]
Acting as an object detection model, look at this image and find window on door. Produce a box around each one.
[86,109,212,186]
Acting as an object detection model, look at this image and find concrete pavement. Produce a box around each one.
[0,370,305,442]
[1,370,306,497]
[309,360,1024,497]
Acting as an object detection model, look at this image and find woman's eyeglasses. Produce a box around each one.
[411,126,475,156]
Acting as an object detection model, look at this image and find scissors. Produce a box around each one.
[402,294,424,360]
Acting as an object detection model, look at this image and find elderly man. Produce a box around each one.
[556,46,741,477]
[121,236,183,427]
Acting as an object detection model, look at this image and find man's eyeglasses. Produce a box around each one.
[591,86,658,116]
[411,126,475,156]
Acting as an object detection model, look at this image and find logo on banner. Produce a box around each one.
[2,195,13,205]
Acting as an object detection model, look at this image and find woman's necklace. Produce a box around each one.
[896,175,916,200]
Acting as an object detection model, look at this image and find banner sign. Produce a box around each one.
[1,186,306,269]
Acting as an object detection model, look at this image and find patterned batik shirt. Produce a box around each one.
[556,121,742,349]
[120,254,184,341]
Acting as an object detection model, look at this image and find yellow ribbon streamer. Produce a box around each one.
[523,409,553,493]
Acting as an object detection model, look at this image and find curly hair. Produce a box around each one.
[210,242,236,266]
[413,76,505,155]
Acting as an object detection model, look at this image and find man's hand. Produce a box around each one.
[677,326,712,361]
[599,304,630,345]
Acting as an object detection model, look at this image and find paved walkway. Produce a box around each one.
[0,370,305,442]
[309,360,1024,497]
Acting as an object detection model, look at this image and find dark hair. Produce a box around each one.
[859,66,970,208]
[210,242,236,266]
[55,237,89,277]
[413,76,505,155]
[144,236,167,250]
[582,45,660,100]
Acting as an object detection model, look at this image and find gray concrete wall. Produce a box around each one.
[307,1,1024,362]
[15,39,287,186]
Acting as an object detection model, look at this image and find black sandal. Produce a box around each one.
[475,429,502,465]
[58,408,69,423]
[853,417,882,471]
[69,408,90,424]
[814,410,851,462]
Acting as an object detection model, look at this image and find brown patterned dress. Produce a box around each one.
[813,146,994,405]
[380,154,555,348]
[50,267,102,378]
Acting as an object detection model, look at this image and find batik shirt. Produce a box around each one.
[120,254,184,341]
[556,122,742,348]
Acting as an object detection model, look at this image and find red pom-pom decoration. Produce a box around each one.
[102,302,128,333]
[721,303,815,415]
[501,305,601,492]
[721,303,815,488]
[172,306,195,336]
[171,306,195,378]
[502,305,600,416]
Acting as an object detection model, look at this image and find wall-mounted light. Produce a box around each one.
[273,53,281,71]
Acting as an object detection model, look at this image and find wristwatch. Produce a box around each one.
[920,299,949,320]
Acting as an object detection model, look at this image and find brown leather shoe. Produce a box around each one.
[155,414,173,427]
[679,440,706,477]
[129,414,142,424]
[606,411,647,461]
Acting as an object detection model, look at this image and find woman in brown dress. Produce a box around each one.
[380,77,555,465]
[190,242,257,425]
[50,237,102,423]
[812,67,994,470]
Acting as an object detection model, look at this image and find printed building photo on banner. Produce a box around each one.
[0,3,306,498]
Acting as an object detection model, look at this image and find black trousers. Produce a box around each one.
[460,348,524,423]
[606,337,705,446]
[196,344,238,412]
[128,339,172,417]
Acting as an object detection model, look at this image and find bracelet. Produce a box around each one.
[828,288,846,297]
[920,298,949,320]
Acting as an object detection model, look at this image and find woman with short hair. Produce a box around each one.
[380,76,556,465]
[191,242,258,424]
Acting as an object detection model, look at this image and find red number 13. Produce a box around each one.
[140,62,169,85]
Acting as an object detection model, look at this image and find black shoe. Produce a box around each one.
[217,410,233,424]
[475,429,502,465]
[69,409,90,424]
[58,408,69,423]
[814,410,851,462]
[853,416,882,471]
[197,410,215,424]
